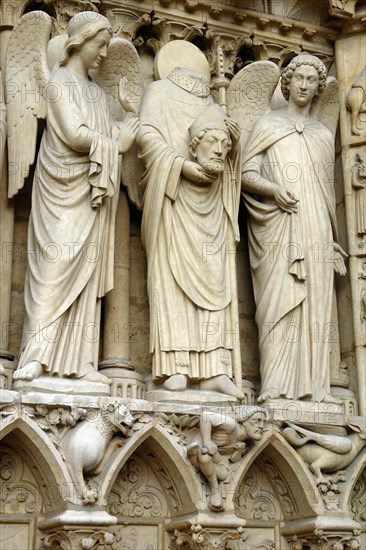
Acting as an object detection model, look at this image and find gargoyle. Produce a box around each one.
[283,417,366,484]
[62,402,134,503]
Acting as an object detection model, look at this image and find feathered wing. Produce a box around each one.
[96,38,144,209]
[227,61,280,151]
[5,11,52,198]
[311,76,340,137]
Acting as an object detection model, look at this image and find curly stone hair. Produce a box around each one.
[236,405,266,424]
[281,54,327,102]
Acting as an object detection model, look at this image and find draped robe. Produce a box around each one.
[137,72,242,382]
[18,68,120,377]
[242,110,338,401]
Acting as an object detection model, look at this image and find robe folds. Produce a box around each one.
[18,68,120,377]
[242,110,338,401]
[137,75,242,382]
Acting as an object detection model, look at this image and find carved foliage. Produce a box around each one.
[170,525,247,550]
[25,404,86,459]
[288,530,361,549]
[0,444,43,515]
[157,412,200,447]
[144,15,205,54]
[235,453,298,521]
[107,451,168,518]
[41,529,115,550]
[235,462,282,521]
[351,468,366,522]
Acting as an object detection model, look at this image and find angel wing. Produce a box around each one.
[311,76,339,137]
[5,11,52,198]
[95,38,144,209]
[226,61,280,150]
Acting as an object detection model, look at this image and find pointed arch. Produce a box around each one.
[341,447,366,515]
[99,422,203,516]
[0,414,72,512]
[225,429,321,519]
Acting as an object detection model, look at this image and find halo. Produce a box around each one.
[154,40,211,81]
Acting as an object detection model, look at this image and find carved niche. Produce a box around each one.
[0,441,44,549]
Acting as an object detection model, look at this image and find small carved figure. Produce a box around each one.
[283,418,366,484]
[187,406,266,511]
[62,402,134,503]
[235,55,346,403]
[6,12,139,385]
[346,66,366,135]
[352,152,366,245]
[0,71,5,171]
[137,41,243,399]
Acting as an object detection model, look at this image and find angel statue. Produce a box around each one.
[6,11,140,388]
[137,40,243,399]
[227,55,347,404]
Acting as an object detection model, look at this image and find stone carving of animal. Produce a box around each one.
[62,402,134,503]
[283,417,366,484]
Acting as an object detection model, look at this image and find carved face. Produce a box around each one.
[357,153,366,179]
[243,413,265,441]
[78,29,111,71]
[289,65,319,106]
[194,128,231,175]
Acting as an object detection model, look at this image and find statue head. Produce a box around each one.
[189,104,232,175]
[281,54,327,103]
[356,152,366,179]
[236,405,266,441]
[59,12,113,67]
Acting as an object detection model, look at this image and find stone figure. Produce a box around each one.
[5,12,139,387]
[236,55,347,403]
[0,71,5,171]
[346,66,366,135]
[137,41,243,399]
[187,406,266,511]
[62,402,134,503]
[283,418,366,484]
[352,152,366,245]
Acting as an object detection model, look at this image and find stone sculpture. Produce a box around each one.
[5,12,139,388]
[346,66,366,135]
[352,152,366,245]
[187,405,266,511]
[62,402,134,503]
[234,55,347,403]
[137,41,243,399]
[0,72,5,171]
[283,418,366,484]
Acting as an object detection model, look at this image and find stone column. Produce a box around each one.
[100,190,145,399]
[0,2,26,388]
[335,20,366,416]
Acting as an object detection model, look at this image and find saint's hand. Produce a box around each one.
[182,160,217,185]
[273,186,299,213]
[333,243,348,276]
[119,77,139,114]
[117,116,139,153]
[225,117,241,154]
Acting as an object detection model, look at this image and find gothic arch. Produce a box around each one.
[99,422,203,515]
[226,430,320,519]
[0,414,71,511]
[341,447,366,514]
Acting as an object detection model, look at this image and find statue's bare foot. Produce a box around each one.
[81,371,112,385]
[200,375,244,399]
[164,374,188,391]
[257,389,280,403]
[321,393,343,405]
[81,364,112,385]
[13,361,43,381]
